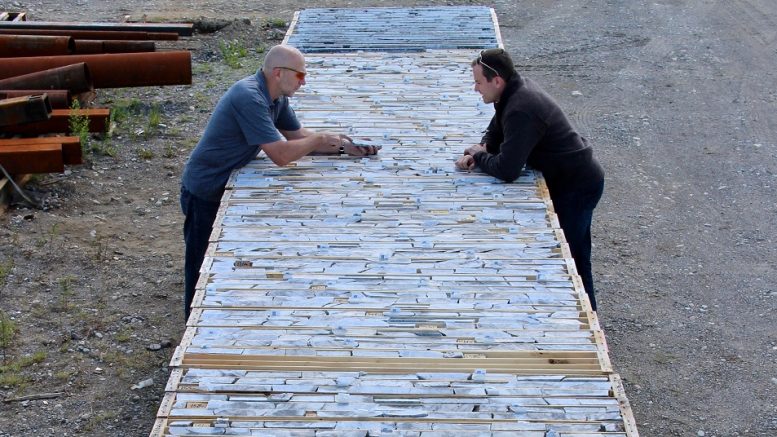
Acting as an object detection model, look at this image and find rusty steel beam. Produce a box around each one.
[0,136,81,165]
[0,143,65,174]
[0,34,74,57]
[0,51,191,88]
[0,94,52,127]
[0,90,71,108]
[0,62,93,94]
[0,21,193,36]
[2,108,109,135]
[0,28,178,40]
[73,39,155,54]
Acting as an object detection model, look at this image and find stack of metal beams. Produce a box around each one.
[0,11,193,187]
[151,7,639,437]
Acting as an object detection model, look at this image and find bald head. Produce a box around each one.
[263,45,305,72]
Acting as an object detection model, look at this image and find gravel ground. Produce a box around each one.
[1,1,776,436]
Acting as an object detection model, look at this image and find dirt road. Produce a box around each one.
[1,1,775,436]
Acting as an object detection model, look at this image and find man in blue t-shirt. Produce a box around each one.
[180,44,378,321]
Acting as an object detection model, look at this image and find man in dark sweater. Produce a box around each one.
[456,48,605,311]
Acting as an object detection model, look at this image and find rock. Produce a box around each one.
[146,344,162,351]
[130,378,154,390]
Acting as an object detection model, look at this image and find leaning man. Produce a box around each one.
[456,48,605,310]
[180,44,378,321]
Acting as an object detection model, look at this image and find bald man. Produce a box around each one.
[180,45,378,321]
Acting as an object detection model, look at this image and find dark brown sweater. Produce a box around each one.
[473,74,604,195]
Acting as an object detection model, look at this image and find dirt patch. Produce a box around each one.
[1,1,776,436]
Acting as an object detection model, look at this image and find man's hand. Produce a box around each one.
[464,144,487,156]
[343,136,379,156]
[312,132,344,154]
[455,154,476,171]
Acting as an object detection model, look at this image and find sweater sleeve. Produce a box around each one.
[473,109,545,183]
[480,115,498,150]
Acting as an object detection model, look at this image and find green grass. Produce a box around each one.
[220,39,248,69]
[163,143,177,158]
[266,18,287,28]
[114,327,132,343]
[0,312,16,350]
[0,351,46,388]
[0,257,12,289]
[68,99,91,155]
[148,103,162,131]
[53,276,77,313]
[54,369,76,381]
[137,148,155,160]
[82,411,119,432]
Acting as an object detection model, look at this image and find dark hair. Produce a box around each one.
[471,48,516,81]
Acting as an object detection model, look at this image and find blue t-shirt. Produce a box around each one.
[182,71,301,201]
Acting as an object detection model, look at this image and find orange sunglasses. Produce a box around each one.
[277,66,306,80]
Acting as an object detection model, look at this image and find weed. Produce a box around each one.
[92,139,118,157]
[54,369,75,381]
[83,411,119,432]
[0,311,16,350]
[102,349,156,374]
[148,103,162,132]
[220,39,248,69]
[114,327,132,343]
[193,63,214,75]
[184,138,199,150]
[192,91,211,108]
[0,257,12,289]
[163,144,177,159]
[0,372,26,388]
[30,351,46,363]
[109,103,129,126]
[137,148,154,160]
[54,276,76,313]
[0,351,46,388]
[267,18,287,28]
[68,99,91,155]
[59,338,70,354]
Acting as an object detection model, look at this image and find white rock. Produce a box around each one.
[131,378,154,390]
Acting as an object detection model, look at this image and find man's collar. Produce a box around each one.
[257,69,279,103]
[495,74,523,109]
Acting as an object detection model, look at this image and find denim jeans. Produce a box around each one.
[180,186,221,322]
[551,179,604,311]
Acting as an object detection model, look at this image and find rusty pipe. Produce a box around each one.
[0,63,93,94]
[0,21,193,36]
[0,94,52,127]
[0,51,191,88]
[0,90,71,108]
[73,39,155,54]
[0,34,74,57]
[0,28,178,40]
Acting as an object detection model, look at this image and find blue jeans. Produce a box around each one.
[180,186,221,322]
[551,180,604,311]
